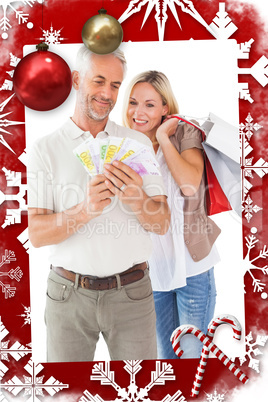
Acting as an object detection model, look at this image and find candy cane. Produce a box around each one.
[191,315,242,398]
[171,324,249,388]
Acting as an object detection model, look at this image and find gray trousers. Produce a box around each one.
[45,268,157,362]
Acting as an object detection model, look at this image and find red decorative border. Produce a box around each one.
[0,1,267,401]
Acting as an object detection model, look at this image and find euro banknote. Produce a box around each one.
[73,136,161,177]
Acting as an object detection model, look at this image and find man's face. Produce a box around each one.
[77,54,124,122]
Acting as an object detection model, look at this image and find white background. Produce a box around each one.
[25,39,245,362]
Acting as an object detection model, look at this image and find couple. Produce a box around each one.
[27,45,220,362]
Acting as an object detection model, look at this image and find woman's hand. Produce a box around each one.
[156,116,178,143]
[154,116,204,196]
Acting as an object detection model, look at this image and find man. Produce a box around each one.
[27,45,170,362]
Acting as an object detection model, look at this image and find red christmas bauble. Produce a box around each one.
[13,43,72,111]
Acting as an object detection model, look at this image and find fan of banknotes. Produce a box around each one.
[73,136,161,176]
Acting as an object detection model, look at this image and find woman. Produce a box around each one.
[123,71,221,359]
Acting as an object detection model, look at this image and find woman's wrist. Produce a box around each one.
[156,130,170,146]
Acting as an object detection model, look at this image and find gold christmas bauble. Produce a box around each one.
[82,8,123,55]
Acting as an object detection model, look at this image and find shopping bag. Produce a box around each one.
[172,114,241,216]
[201,113,241,216]
[202,142,241,216]
[201,113,240,164]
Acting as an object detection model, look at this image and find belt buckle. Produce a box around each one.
[81,276,87,289]
[80,275,94,289]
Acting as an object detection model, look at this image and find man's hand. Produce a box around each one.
[103,161,170,235]
[83,174,115,218]
[28,174,115,248]
[103,161,144,210]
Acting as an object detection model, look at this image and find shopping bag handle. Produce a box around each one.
[169,115,206,138]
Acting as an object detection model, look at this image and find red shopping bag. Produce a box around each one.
[171,115,232,216]
[203,152,232,215]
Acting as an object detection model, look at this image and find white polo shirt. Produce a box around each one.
[27,118,167,277]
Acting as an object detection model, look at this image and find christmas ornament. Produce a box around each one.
[171,324,249,387]
[82,8,123,55]
[191,315,242,397]
[13,43,72,111]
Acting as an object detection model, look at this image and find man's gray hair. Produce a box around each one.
[75,45,127,78]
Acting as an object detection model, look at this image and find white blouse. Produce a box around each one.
[149,146,220,291]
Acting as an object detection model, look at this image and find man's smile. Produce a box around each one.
[93,97,112,107]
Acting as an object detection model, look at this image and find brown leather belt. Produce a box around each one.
[51,262,147,291]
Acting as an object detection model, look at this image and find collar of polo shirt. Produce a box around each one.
[65,117,116,140]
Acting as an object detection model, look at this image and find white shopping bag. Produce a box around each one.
[201,113,240,164]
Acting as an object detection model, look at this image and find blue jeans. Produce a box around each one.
[153,268,216,359]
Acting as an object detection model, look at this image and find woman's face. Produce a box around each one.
[127,82,168,138]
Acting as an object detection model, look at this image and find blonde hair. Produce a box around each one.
[122,70,179,128]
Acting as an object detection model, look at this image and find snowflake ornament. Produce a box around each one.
[238,83,254,104]
[80,360,186,402]
[0,317,32,380]
[208,2,237,39]
[239,55,268,88]
[0,53,21,91]
[0,358,69,401]
[0,339,30,367]
[18,148,28,166]
[0,249,23,299]
[0,167,27,229]
[119,0,216,41]
[0,94,25,154]
[242,227,268,298]
[0,281,16,298]
[40,23,65,45]
[204,390,225,402]
[18,305,31,326]
[17,228,33,254]
[239,331,268,373]
[240,113,268,214]
[120,2,267,104]
[0,249,16,267]
[242,195,262,223]
[237,38,254,60]
[119,2,242,41]
[237,39,255,102]
[240,113,263,141]
[0,0,42,40]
